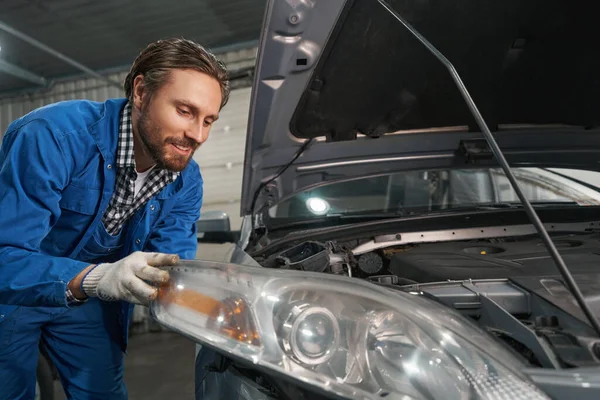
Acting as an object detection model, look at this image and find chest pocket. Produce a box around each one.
[48,184,102,255]
[59,183,101,215]
[76,221,126,264]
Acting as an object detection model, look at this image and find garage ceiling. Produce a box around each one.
[0,0,266,95]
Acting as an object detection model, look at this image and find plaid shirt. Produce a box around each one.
[101,103,179,235]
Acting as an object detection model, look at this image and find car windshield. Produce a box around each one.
[268,167,600,220]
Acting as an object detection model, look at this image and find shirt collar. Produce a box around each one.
[116,102,135,169]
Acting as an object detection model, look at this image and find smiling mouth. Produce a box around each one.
[171,143,192,155]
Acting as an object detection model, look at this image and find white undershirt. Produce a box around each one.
[134,166,155,198]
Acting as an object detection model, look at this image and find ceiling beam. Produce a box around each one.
[0,20,122,89]
[0,59,46,85]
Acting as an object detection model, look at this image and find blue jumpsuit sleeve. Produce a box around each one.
[0,119,91,307]
[144,179,203,260]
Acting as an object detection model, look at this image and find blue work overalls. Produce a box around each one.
[0,98,204,399]
[0,223,129,399]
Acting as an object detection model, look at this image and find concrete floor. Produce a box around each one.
[53,331,196,399]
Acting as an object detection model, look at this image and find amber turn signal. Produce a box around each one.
[158,284,261,346]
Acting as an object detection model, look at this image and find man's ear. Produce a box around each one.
[132,74,146,110]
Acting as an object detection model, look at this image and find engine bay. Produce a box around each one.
[254,231,600,370]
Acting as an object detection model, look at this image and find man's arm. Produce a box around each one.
[144,177,203,260]
[68,265,97,299]
[0,120,177,307]
[0,119,92,307]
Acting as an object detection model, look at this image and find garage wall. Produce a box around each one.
[0,47,255,228]
[0,70,128,135]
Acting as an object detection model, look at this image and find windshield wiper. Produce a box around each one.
[378,0,600,337]
[338,201,580,217]
[267,212,406,230]
[475,201,581,209]
[271,202,583,229]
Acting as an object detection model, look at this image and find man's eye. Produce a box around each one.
[203,120,213,127]
[178,109,190,115]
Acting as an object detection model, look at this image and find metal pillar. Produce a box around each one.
[0,59,46,85]
[0,20,122,89]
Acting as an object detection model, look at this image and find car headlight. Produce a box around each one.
[150,260,549,400]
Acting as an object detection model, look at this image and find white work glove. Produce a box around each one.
[81,251,179,305]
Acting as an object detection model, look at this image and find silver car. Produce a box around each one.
[151,0,600,398]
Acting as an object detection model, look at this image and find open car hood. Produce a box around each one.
[240,0,600,216]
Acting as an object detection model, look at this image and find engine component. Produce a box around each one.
[328,253,348,275]
[388,234,600,283]
[368,275,399,285]
[357,252,384,275]
[276,241,330,272]
[367,275,418,285]
[265,241,353,275]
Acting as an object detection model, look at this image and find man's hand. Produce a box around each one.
[77,252,179,305]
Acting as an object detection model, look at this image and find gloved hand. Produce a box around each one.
[81,251,179,305]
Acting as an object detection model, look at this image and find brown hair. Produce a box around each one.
[124,38,230,108]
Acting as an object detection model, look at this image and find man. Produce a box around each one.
[0,38,229,399]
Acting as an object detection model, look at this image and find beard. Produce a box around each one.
[136,104,199,172]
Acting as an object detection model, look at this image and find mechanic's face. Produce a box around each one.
[133,68,222,172]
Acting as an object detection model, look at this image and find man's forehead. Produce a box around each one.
[165,69,222,115]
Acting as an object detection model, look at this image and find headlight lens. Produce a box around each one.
[276,301,339,365]
[150,260,549,400]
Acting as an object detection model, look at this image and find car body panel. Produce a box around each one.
[195,343,277,400]
[524,367,600,400]
[240,0,600,215]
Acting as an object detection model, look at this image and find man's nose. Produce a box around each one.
[185,123,207,145]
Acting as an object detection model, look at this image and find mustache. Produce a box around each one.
[165,137,199,150]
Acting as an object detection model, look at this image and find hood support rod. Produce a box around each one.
[377,0,600,338]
